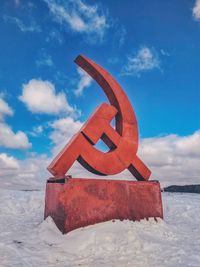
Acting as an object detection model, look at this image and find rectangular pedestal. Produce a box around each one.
[44,177,163,234]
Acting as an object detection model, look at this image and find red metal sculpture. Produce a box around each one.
[44,55,163,233]
[48,55,150,180]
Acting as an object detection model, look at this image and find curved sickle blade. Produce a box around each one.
[47,55,151,180]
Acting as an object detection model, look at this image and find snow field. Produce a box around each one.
[0,189,200,267]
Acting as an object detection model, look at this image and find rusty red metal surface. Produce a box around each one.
[44,178,163,234]
[48,55,151,181]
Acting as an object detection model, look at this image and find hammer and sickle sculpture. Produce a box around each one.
[48,55,151,181]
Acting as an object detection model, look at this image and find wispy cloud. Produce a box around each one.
[3,15,41,32]
[14,0,20,7]
[113,25,126,48]
[46,29,63,45]
[29,125,44,137]
[36,50,54,67]
[160,49,170,57]
[122,47,160,76]
[118,27,126,48]
[43,0,109,43]
[74,68,92,96]
[193,0,200,21]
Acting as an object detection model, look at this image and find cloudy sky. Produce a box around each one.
[0,0,199,188]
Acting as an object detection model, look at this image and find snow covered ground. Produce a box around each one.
[0,187,200,267]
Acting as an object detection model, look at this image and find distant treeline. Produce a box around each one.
[164,185,200,194]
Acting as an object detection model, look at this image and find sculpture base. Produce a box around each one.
[44,177,163,234]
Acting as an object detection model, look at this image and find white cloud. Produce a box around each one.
[68,130,200,187]
[0,122,31,149]
[43,0,109,42]
[0,153,49,190]
[0,96,31,150]
[3,15,41,32]
[193,0,200,21]
[50,129,200,188]
[122,47,160,76]
[48,114,200,187]
[1,96,199,189]
[0,98,13,120]
[74,68,92,96]
[49,117,83,155]
[138,130,200,187]
[19,79,75,115]
[0,153,19,170]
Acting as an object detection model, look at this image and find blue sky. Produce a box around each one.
[0,0,200,186]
